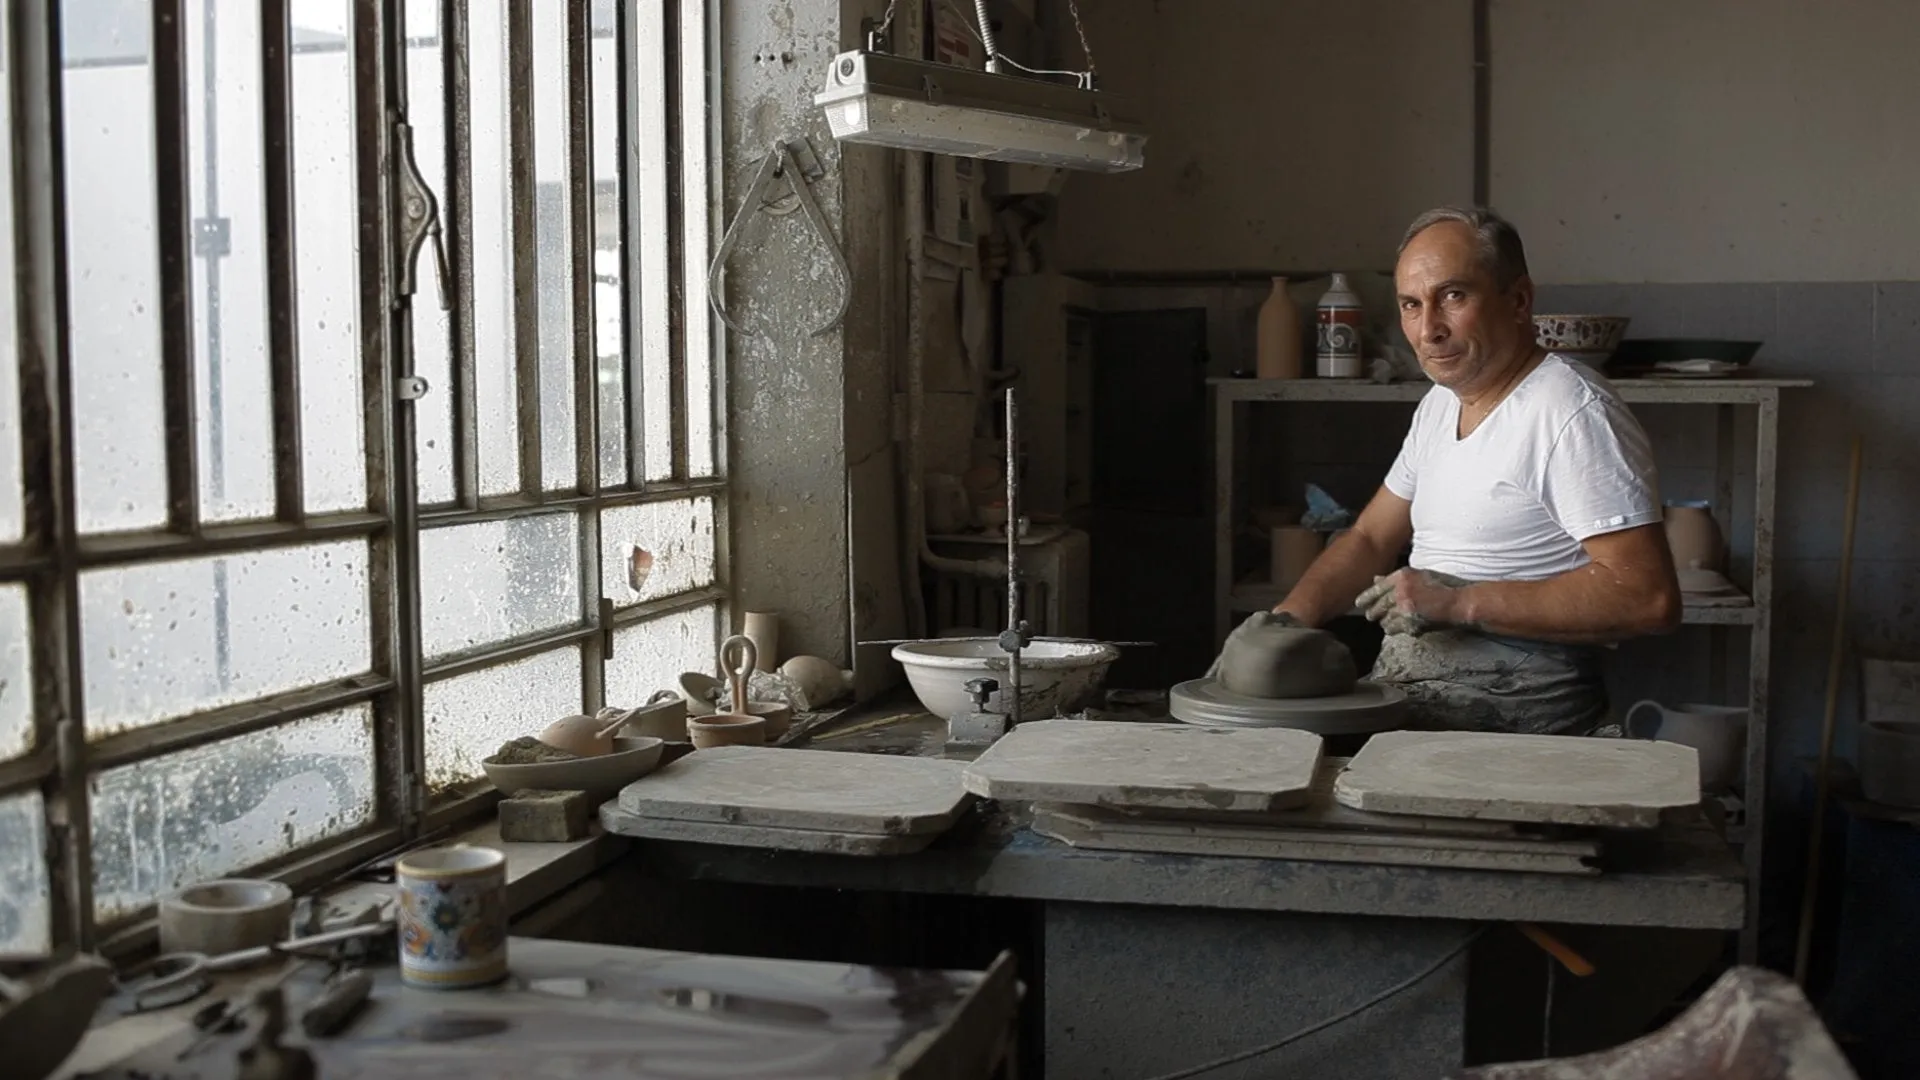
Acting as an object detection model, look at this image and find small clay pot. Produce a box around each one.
[1663,503,1722,572]
[741,701,792,740]
[687,713,766,750]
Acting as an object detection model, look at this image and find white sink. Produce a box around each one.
[891,638,1120,720]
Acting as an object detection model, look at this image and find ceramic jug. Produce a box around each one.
[1255,276,1304,380]
[1662,501,1723,572]
[1625,700,1747,790]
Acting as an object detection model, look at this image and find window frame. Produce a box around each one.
[0,0,727,954]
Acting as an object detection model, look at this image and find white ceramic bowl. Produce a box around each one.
[891,638,1120,720]
[1533,314,1631,364]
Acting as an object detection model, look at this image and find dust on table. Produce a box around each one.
[487,736,580,765]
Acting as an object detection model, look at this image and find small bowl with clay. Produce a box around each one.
[482,735,666,801]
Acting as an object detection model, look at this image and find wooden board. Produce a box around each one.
[600,803,939,855]
[614,745,973,836]
[962,719,1323,813]
[1031,804,1601,876]
[1335,730,1700,829]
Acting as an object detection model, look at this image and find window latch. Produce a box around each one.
[392,115,451,312]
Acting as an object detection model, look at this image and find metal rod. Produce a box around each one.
[663,0,688,482]
[363,0,423,836]
[416,478,723,527]
[618,0,646,486]
[72,511,387,567]
[86,675,393,771]
[0,744,55,797]
[13,0,91,951]
[566,0,605,711]
[1004,387,1021,726]
[444,0,479,509]
[507,0,540,494]
[261,0,305,523]
[154,0,200,536]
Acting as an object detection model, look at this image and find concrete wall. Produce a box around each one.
[1050,0,1473,274]
[721,0,909,667]
[1492,0,1920,284]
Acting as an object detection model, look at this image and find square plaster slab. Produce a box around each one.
[962,719,1324,813]
[1334,730,1699,829]
[615,745,973,836]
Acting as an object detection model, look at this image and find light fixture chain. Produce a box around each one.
[875,0,900,47]
[1067,0,1095,75]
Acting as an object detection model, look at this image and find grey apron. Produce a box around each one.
[1370,628,1609,736]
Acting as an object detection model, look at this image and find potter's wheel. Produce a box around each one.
[1168,677,1408,735]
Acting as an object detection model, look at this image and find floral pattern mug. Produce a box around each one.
[395,845,508,989]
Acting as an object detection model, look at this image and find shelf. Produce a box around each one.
[1211,376,1812,406]
[1230,577,1757,625]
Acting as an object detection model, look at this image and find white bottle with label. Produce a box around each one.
[1315,273,1364,379]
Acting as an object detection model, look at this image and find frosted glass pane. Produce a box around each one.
[189,0,275,522]
[91,705,376,920]
[471,0,519,495]
[632,4,671,481]
[600,497,715,606]
[419,513,580,659]
[0,584,31,761]
[63,0,167,532]
[590,28,625,488]
[533,0,575,492]
[425,647,579,790]
[679,0,714,478]
[81,541,372,736]
[293,2,367,512]
[604,604,717,711]
[0,792,51,954]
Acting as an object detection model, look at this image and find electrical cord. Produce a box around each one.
[1136,925,1488,1080]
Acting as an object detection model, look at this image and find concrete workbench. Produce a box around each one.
[599,717,1745,1078]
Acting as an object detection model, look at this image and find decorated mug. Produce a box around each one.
[395,845,508,989]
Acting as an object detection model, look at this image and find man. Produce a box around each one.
[1239,206,1681,735]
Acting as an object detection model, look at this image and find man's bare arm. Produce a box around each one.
[1274,487,1413,627]
[1372,523,1681,644]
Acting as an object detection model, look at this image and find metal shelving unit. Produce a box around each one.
[1209,375,1810,962]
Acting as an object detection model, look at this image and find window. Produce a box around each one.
[0,0,724,953]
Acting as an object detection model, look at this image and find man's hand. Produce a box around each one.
[1356,570,1473,637]
[1204,610,1302,680]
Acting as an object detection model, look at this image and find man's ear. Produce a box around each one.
[1510,274,1536,324]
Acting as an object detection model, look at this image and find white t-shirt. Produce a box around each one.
[1383,354,1662,582]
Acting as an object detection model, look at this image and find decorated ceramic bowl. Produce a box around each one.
[1533,314,1631,363]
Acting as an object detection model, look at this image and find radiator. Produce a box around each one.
[926,527,1089,638]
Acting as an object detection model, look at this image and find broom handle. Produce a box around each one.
[1793,434,1864,985]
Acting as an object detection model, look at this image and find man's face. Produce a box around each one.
[1394,222,1534,391]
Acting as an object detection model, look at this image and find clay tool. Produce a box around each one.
[300,969,373,1038]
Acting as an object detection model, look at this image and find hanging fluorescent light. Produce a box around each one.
[815,49,1147,174]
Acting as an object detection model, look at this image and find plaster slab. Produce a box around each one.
[1336,731,1701,829]
[615,745,973,835]
[1031,804,1601,876]
[962,719,1323,813]
[599,803,936,856]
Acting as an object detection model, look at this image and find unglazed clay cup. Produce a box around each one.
[687,713,766,750]
[396,845,509,989]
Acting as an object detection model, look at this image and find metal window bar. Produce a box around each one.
[0,0,727,952]
[442,0,478,510]
[154,0,200,536]
[506,0,539,496]
[662,0,688,483]
[260,0,305,523]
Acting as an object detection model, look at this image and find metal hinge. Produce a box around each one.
[391,110,451,311]
[402,771,425,822]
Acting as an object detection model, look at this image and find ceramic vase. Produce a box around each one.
[1316,272,1364,378]
[1270,526,1324,592]
[743,611,780,671]
[1255,277,1304,380]
[396,846,509,990]
[1663,502,1723,572]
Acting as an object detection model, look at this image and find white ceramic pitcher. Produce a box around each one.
[1624,701,1747,791]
